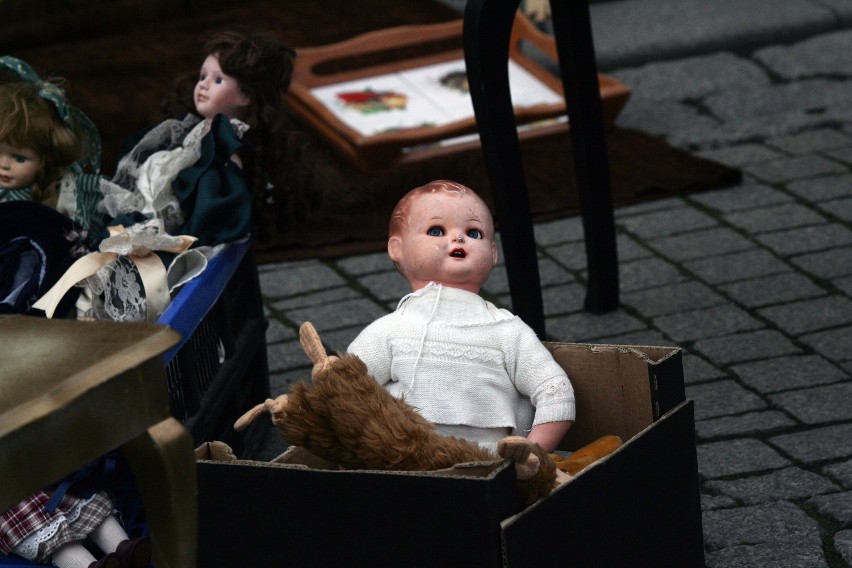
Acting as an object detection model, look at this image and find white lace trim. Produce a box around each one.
[10,494,99,560]
[100,114,248,233]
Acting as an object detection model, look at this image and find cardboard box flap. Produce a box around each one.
[500,400,704,567]
[544,342,683,451]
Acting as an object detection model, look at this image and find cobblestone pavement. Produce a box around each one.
[254,4,852,566]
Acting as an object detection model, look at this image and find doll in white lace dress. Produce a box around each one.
[75,30,296,322]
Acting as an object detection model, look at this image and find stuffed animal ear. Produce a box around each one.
[299,322,338,378]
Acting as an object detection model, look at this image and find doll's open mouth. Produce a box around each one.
[450,248,466,258]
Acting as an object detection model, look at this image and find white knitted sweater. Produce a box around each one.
[347,283,575,448]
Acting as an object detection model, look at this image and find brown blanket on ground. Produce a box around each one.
[3,0,740,262]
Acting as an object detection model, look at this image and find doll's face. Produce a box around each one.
[0,142,42,190]
[194,54,251,120]
[388,190,498,294]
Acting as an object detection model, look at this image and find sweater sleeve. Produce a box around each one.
[508,320,576,425]
[347,317,393,386]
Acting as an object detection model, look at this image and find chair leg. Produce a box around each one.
[123,418,197,568]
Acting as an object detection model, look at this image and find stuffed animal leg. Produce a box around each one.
[236,322,557,503]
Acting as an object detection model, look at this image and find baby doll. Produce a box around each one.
[0,57,104,246]
[100,30,296,248]
[347,180,575,454]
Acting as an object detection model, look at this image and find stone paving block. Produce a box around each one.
[687,379,767,420]
[654,304,764,342]
[269,367,312,395]
[334,251,394,276]
[754,29,852,79]
[547,309,647,343]
[707,79,852,142]
[617,206,718,239]
[266,339,309,374]
[835,274,852,296]
[591,0,838,70]
[696,410,796,440]
[688,183,792,212]
[825,459,852,489]
[769,383,852,424]
[644,226,756,262]
[743,154,850,184]
[790,246,852,280]
[835,530,852,567]
[808,489,852,524]
[697,143,785,167]
[285,297,389,334]
[758,295,852,335]
[723,202,827,234]
[701,493,737,511]
[816,196,852,223]
[698,438,790,478]
[770,423,852,463]
[824,145,852,167]
[613,232,655,262]
[693,329,801,364]
[764,128,852,154]
[613,97,718,142]
[702,501,820,551]
[358,271,411,303]
[623,280,728,317]
[258,260,345,298]
[541,283,586,317]
[706,466,839,505]
[537,257,577,287]
[618,257,686,292]
[757,223,852,256]
[704,540,826,568]
[731,354,849,393]
[270,285,362,311]
[317,326,366,354]
[545,241,588,271]
[682,353,727,383]
[684,248,791,285]
[800,325,852,362]
[611,52,770,102]
[264,317,297,344]
[533,217,584,245]
[787,173,852,202]
[719,272,826,308]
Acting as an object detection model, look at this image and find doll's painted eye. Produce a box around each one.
[13,155,28,164]
[467,228,483,239]
[427,226,444,237]
[215,76,224,85]
[198,73,207,82]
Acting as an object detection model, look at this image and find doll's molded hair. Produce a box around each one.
[388,180,491,239]
[0,82,83,191]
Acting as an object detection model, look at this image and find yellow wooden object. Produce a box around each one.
[0,315,196,568]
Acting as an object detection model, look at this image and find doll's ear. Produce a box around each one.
[388,236,402,265]
[490,241,498,267]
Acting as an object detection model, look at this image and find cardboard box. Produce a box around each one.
[195,342,704,567]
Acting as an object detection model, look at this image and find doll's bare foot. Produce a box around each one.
[497,436,540,480]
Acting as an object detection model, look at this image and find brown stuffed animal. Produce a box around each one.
[236,322,558,504]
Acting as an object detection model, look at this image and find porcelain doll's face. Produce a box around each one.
[194,54,251,120]
[389,190,498,294]
[0,142,42,190]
